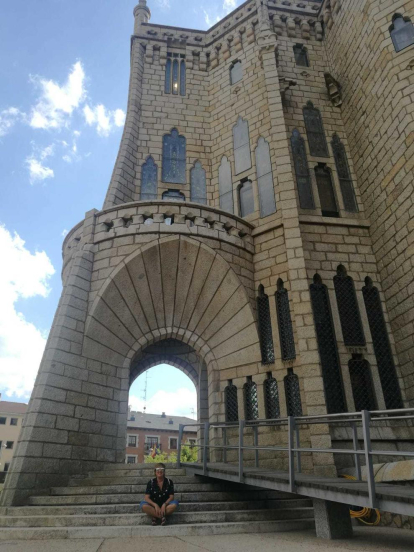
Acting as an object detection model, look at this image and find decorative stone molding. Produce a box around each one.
[279,77,297,102]
[300,19,311,39]
[324,73,342,107]
[315,20,323,40]
[286,17,297,38]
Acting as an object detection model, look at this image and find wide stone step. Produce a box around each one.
[85,468,189,478]
[0,507,314,528]
[68,475,204,486]
[28,490,293,506]
[0,518,316,540]
[50,482,242,495]
[0,498,312,518]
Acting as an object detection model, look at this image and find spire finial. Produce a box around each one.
[134,1,151,34]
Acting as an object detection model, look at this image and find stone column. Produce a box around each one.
[133,0,151,35]
[313,499,353,539]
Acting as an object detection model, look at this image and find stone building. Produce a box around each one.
[2,0,414,506]
[0,401,27,483]
[125,411,197,464]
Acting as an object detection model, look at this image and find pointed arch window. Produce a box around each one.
[165,53,186,96]
[190,161,207,204]
[238,179,254,217]
[255,137,276,217]
[349,355,377,411]
[310,274,347,413]
[362,277,403,409]
[291,129,315,210]
[233,117,252,175]
[334,265,365,347]
[225,380,239,422]
[389,14,414,53]
[162,128,186,184]
[141,156,158,200]
[293,44,309,67]
[332,134,358,213]
[315,164,339,217]
[230,60,243,85]
[303,101,329,158]
[264,372,280,419]
[275,279,296,361]
[257,285,275,365]
[180,60,186,95]
[219,156,234,213]
[284,369,302,417]
[244,376,259,421]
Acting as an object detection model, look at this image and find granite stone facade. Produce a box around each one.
[2,0,413,506]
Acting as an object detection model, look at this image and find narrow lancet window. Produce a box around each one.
[219,156,233,213]
[257,285,275,365]
[233,116,252,175]
[362,277,403,409]
[238,179,254,217]
[293,44,309,67]
[172,59,179,95]
[230,60,243,85]
[190,161,207,204]
[291,129,315,210]
[334,265,365,347]
[284,369,302,417]
[255,137,276,217]
[140,156,158,200]
[244,376,259,421]
[303,101,329,158]
[165,54,186,95]
[264,372,280,420]
[349,355,377,411]
[165,58,172,94]
[310,274,347,413]
[275,279,296,361]
[315,164,339,217]
[162,128,186,184]
[225,380,239,422]
[332,134,358,212]
[180,60,186,96]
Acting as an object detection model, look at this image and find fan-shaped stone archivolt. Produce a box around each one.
[83,235,261,374]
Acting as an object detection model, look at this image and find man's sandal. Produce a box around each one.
[161,516,167,526]
[151,517,158,526]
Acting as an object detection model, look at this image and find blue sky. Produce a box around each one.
[0,0,243,414]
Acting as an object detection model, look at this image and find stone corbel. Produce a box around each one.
[286,17,297,38]
[246,23,256,45]
[315,20,323,41]
[234,30,243,54]
[279,77,297,102]
[273,15,284,36]
[300,19,311,40]
[199,52,207,71]
[210,47,219,69]
[145,43,154,64]
[222,37,232,61]
[185,47,194,70]
[159,44,167,67]
[324,73,342,107]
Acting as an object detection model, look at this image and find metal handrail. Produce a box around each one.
[177,408,414,508]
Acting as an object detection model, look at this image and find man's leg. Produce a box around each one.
[141,503,160,518]
[165,503,178,516]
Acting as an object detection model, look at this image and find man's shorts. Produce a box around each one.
[139,500,180,511]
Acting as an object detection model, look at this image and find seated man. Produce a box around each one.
[140,463,179,526]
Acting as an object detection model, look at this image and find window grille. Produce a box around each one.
[165,53,186,95]
[190,161,207,204]
[362,278,403,409]
[10,418,18,426]
[291,129,315,209]
[333,265,365,347]
[230,60,243,85]
[127,435,137,447]
[293,44,309,67]
[169,438,178,450]
[303,101,329,158]
[219,156,234,213]
[310,274,347,413]
[225,380,239,422]
[257,285,275,365]
[162,128,186,184]
[284,368,303,417]
[127,456,136,464]
[389,14,414,52]
[244,376,259,421]
[233,116,252,175]
[255,137,276,217]
[5,442,13,450]
[264,372,280,419]
[0,418,6,425]
[275,279,296,361]
[349,356,377,411]
[239,180,254,217]
[315,164,339,217]
[141,156,158,200]
[162,189,185,201]
[331,134,357,212]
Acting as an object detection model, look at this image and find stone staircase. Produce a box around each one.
[0,464,314,539]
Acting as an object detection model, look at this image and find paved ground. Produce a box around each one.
[0,527,413,552]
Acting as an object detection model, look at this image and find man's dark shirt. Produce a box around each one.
[145,477,174,507]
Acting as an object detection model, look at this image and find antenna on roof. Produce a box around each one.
[190,407,196,419]
[142,371,150,410]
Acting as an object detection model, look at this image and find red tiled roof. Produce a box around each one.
[0,401,28,414]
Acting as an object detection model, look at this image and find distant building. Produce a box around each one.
[0,400,27,482]
[125,411,197,464]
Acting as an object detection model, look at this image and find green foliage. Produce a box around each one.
[180,444,198,463]
[143,444,197,464]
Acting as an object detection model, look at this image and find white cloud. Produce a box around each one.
[155,0,171,8]
[223,0,236,14]
[0,107,25,137]
[0,225,55,399]
[83,104,126,137]
[30,61,86,130]
[61,229,69,238]
[129,387,197,419]
[203,0,241,29]
[25,143,55,184]
[62,130,81,163]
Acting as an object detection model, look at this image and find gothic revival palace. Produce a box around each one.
[3,0,414,506]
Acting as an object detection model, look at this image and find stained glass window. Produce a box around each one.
[284,369,302,417]
[225,380,239,422]
[293,44,309,67]
[362,278,403,409]
[141,156,158,200]
[233,117,252,175]
[165,59,172,94]
[255,137,276,217]
[264,372,280,419]
[239,180,254,217]
[244,376,259,421]
[291,129,315,209]
[332,134,358,212]
[230,60,243,84]
[219,156,234,213]
[334,265,365,347]
[190,161,207,204]
[165,54,186,96]
[162,128,186,184]
[390,14,414,52]
[315,165,339,217]
[180,60,186,96]
[310,274,347,413]
[303,101,329,158]
[257,285,275,365]
[172,59,179,95]
[275,279,296,361]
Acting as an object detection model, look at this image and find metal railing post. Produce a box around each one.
[362,410,377,508]
[351,421,362,480]
[288,416,296,493]
[177,424,183,468]
[239,419,245,483]
[295,424,301,473]
[203,422,209,475]
[253,424,259,468]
